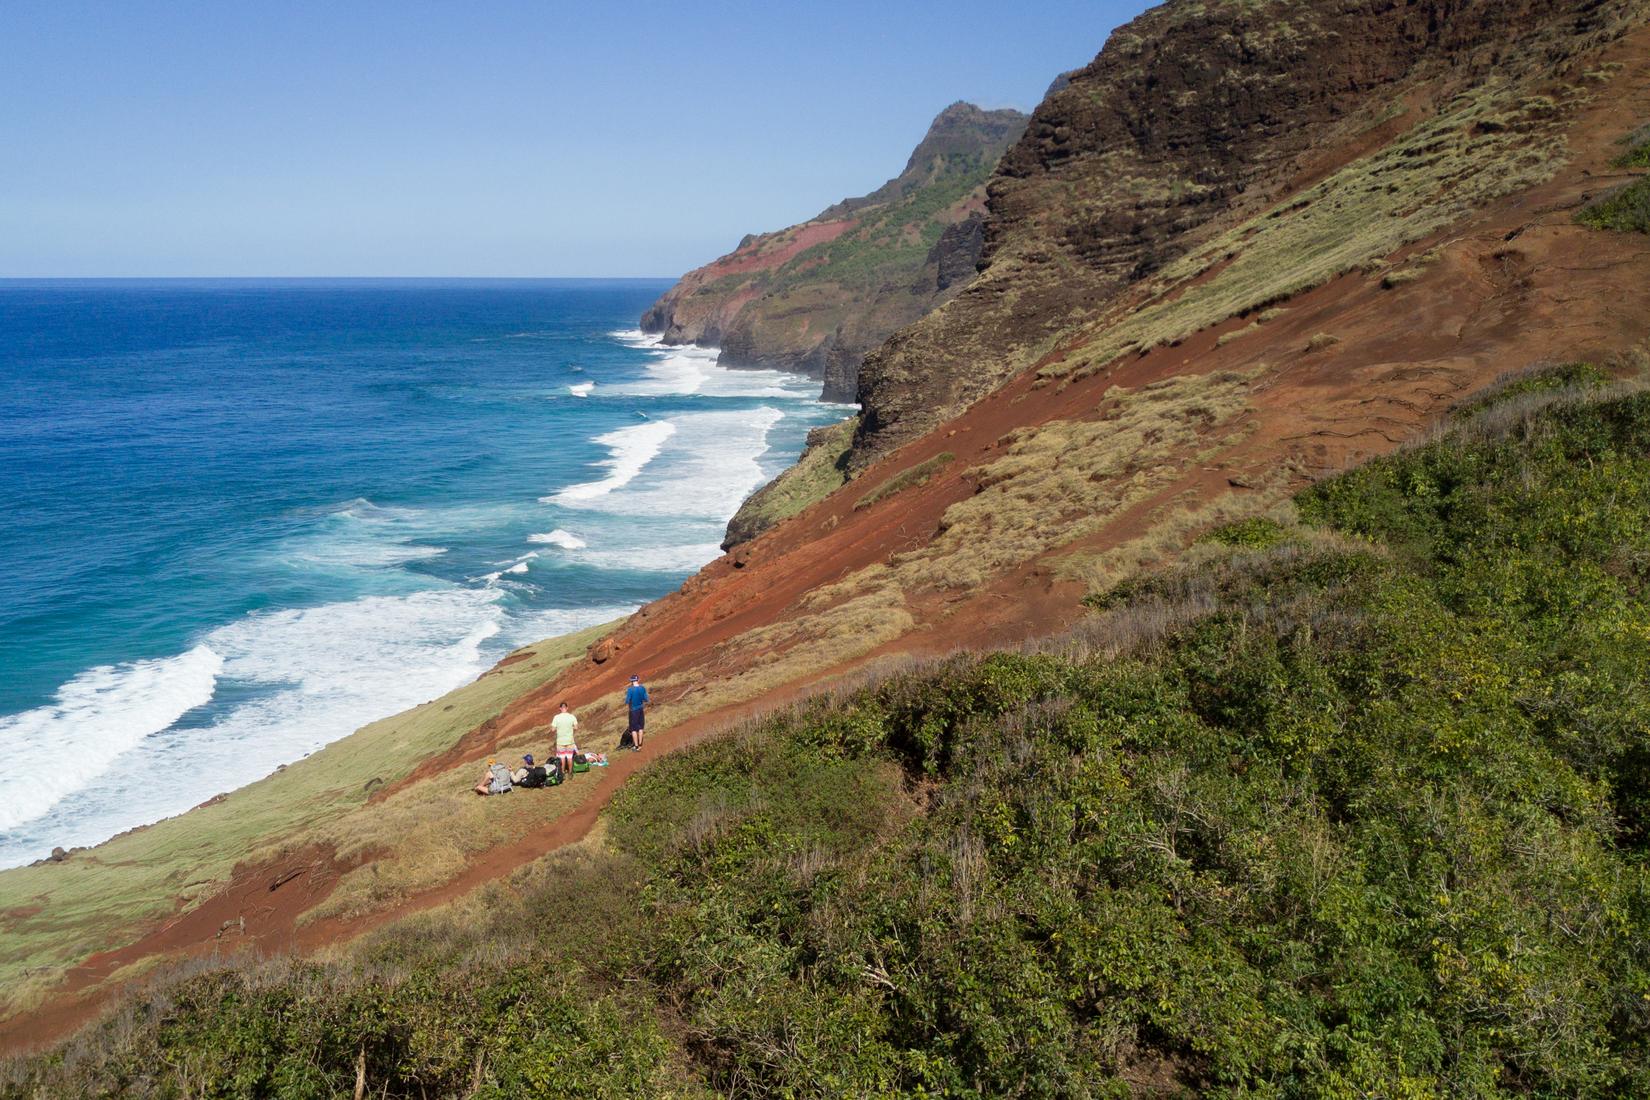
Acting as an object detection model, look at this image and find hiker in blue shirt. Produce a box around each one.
[624,674,648,752]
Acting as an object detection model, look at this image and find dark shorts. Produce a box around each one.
[628,705,646,732]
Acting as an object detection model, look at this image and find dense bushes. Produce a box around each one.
[608,380,1650,1095]
[7,378,1650,1096]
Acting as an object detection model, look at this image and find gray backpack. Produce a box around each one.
[487,762,513,794]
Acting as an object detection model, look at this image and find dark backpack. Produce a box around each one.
[518,765,548,789]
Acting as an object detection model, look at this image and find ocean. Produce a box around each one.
[0,279,847,869]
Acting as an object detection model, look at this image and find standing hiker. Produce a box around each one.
[551,702,579,776]
[624,674,649,752]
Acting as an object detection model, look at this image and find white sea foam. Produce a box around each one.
[0,589,507,866]
[577,542,726,573]
[544,420,676,505]
[528,529,587,550]
[609,330,818,400]
[567,407,785,522]
[501,603,639,649]
[0,645,223,832]
[568,381,595,398]
[271,499,453,573]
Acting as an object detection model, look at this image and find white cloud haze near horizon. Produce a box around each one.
[0,0,1151,277]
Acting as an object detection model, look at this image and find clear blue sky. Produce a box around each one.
[1,1,1153,277]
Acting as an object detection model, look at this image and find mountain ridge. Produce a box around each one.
[638,101,1028,402]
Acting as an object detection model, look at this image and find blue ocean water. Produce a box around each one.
[0,279,847,867]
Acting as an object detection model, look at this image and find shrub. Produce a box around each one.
[1614,125,1650,168]
[1450,360,1610,420]
[1577,177,1650,234]
[1199,515,1292,549]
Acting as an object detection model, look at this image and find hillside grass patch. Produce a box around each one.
[1046,78,1574,380]
[723,416,855,545]
[888,370,1255,591]
[853,451,955,510]
[1615,123,1650,167]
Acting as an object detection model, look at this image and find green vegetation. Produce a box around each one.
[1450,360,1610,420]
[1198,514,1291,550]
[773,161,989,294]
[1578,124,1650,233]
[1578,178,1650,234]
[723,417,856,546]
[1614,125,1650,168]
[853,451,954,510]
[10,375,1650,1095]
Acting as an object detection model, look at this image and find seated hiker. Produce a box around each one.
[472,759,514,796]
[511,753,536,784]
[550,701,579,775]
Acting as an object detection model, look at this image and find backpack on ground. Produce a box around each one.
[487,762,513,794]
[571,752,591,774]
[518,765,548,789]
[546,761,564,786]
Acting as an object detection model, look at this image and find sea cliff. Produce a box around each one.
[639,102,1027,403]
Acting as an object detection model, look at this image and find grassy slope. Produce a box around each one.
[722,417,855,547]
[0,622,614,1008]
[1047,80,1584,380]
[9,374,1650,1096]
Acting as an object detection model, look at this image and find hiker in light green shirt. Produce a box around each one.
[551,702,579,777]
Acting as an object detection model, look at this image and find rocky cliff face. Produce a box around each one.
[850,0,1650,464]
[639,102,1028,402]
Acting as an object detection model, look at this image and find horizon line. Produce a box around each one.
[0,274,681,282]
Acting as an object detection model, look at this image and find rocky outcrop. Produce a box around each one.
[850,0,1650,466]
[640,102,1028,400]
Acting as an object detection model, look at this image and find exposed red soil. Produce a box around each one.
[6,32,1650,1058]
[699,218,856,279]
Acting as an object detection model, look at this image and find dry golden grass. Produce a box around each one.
[658,582,914,720]
[854,451,955,510]
[1053,470,1299,594]
[1045,79,1578,380]
[1217,322,1262,348]
[883,369,1256,591]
